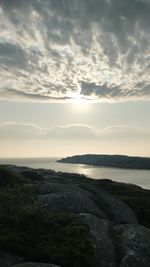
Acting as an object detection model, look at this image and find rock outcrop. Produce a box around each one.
[37,171,150,267]
[114,224,150,267]
[39,181,138,224]
[39,191,107,219]
[0,250,23,267]
[80,213,116,267]
[11,264,60,267]
[1,165,150,267]
[80,183,138,224]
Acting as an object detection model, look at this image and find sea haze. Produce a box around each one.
[0,157,150,190]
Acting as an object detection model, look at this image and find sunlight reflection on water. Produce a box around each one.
[0,157,150,189]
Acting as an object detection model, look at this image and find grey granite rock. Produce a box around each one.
[11,263,60,267]
[80,184,138,224]
[80,213,116,267]
[114,224,150,267]
[40,182,92,197]
[2,165,150,267]
[0,250,23,267]
[39,191,107,219]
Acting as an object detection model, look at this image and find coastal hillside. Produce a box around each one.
[1,165,150,267]
[58,154,150,170]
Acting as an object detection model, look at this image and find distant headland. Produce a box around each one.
[58,154,150,170]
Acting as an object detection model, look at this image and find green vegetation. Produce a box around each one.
[0,167,23,187]
[0,167,94,267]
[119,193,150,228]
[21,170,44,181]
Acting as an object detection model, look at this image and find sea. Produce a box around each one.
[0,157,150,190]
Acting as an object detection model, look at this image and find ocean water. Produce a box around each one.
[0,157,150,190]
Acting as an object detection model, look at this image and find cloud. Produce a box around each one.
[46,124,150,140]
[97,125,150,139]
[0,42,27,68]
[0,88,74,102]
[0,0,150,102]
[0,121,43,139]
[0,121,149,141]
[46,124,97,139]
[0,122,97,140]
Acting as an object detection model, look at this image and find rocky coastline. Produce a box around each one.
[0,165,150,267]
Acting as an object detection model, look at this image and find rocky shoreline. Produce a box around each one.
[1,165,150,267]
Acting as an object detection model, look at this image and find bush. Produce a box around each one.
[0,208,94,267]
[21,170,43,182]
[0,167,23,187]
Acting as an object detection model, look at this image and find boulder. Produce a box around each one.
[114,224,150,267]
[80,215,150,267]
[80,184,138,224]
[40,182,91,196]
[39,191,107,219]
[80,213,116,267]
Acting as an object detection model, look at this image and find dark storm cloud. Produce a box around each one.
[0,0,150,101]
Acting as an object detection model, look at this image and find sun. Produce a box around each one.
[71,93,90,111]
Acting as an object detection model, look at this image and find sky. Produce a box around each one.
[0,0,150,158]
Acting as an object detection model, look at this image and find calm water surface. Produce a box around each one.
[0,157,150,190]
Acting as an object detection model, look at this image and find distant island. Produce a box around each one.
[58,154,150,170]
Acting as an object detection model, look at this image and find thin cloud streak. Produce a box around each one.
[0,121,149,140]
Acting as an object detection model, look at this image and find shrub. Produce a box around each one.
[0,167,23,187]
[0,208,94,267]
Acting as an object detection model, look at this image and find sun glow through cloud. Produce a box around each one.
[0,0,150,102]
[0,0,149,159]
[71,93,90,111]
